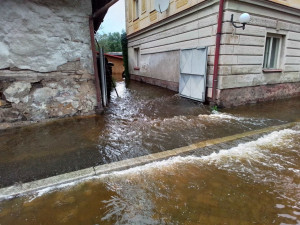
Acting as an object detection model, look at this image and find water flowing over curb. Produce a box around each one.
[0,121,299,201]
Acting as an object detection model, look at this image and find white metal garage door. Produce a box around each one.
[179,47,208,102]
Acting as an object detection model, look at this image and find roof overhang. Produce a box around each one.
[92,0,119,32]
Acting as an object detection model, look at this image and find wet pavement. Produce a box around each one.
[0,81,299,188]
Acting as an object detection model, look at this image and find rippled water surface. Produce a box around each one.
[0,127,299,224]
[0,81,300,224]
[0,81,299,187]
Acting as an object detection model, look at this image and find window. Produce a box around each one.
[134,0,139,19]
[141,0,146,13]
[134,47,140,69]
[128,0,133,21]
[150,0,155,11]
[263,35,282,69]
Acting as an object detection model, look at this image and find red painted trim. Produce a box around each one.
[104,53,123,59]
[89,16,103,111]
[212,0,225,103]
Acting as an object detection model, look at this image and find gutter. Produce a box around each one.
[212,0,225,103]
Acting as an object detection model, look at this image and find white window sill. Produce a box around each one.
[262,69,283,73]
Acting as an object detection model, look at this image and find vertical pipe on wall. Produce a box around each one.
[212,0,225,103]
[99,47,108,107]
[89,16,103,111]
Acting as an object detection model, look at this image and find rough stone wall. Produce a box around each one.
[0,64,97,122]
[0,0,93,72]
[0,0,97,122]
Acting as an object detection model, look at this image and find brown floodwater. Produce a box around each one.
[0,126,299,224]
[0,81,299,188]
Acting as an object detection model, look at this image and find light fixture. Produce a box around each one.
[231,13,251,30]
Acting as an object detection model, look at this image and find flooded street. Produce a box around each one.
[0,81,299,188]
[0,80,299,224]
[0,126,299,224]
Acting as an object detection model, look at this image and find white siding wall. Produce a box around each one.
[214,0,300,92]
[127,0,300,103]
[127,1,219,85]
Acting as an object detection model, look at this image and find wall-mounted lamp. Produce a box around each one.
[231,13,251,30]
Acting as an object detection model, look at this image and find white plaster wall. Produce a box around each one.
[211,0,300,91]
[127,1,219,85]
[140,51,180,82]
[0,0,93,73]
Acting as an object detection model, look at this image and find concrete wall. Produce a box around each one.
[0,0,97,122]
[214,0,300,107]
[127,0,219,91]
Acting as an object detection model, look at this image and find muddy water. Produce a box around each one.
[0,127,299,224]
[98,81,299,163]
[0,81,299,187]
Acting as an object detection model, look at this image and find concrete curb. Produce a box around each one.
[0,121,298,201]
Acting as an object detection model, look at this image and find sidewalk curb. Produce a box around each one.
[0,121,298,201]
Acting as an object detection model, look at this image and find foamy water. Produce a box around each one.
[102,129,299,179]
[13,128,299,201]
[98,109,283,165]
[0,127,299,225]
[96,129,299,225]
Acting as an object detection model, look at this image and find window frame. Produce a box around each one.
[128,0,133,22]
[150,0,155,12]
[141,0,146,14]
[134,47,140,70]
[134,0,139,20]
[263,34,283,70]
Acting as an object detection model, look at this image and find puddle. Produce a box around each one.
[0,81,299,188]
[0,128,299,224]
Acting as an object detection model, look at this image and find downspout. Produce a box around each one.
[89,17,103,111]
[212,0,225,103]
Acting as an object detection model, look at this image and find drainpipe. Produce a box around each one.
[212,0,225,103]
[89,16,103,111]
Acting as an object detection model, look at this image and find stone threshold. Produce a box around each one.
[0,121,299,201]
